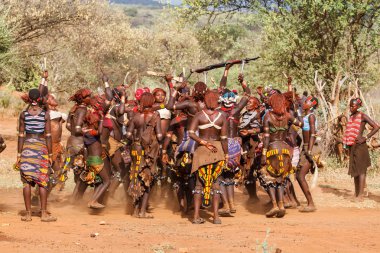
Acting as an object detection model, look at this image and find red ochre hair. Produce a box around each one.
[269,93,286,115]
[140,92,155,109]
[204,90,220,110]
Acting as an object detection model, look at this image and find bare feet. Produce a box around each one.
[266,207,280,218]
[229,203,236,213]
[88,201,105,209]
[213,218,222,224]
[41,210,57,222]
[299,205,316,213]
[218,208,230,215]
[192,218,205,224]
[351,196,364,203]
[138,213,153,219]
[21,211,32,222]
[284,202,298,209]
[277,208,286,218]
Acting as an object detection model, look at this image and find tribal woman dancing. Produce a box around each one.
[296,96,320,212]
[218,65,251,214]
[189,90,228,224]
[260,93,302,218]
[16,89,56,222]
[126,92,163,218]
[81,95,110,209]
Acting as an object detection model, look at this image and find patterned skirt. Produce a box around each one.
[20,138,49,188]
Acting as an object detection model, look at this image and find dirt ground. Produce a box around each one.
[1,117,380,253]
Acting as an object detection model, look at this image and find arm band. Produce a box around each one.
[188,130,195,134]
[126,132,132,137]
[75,126,81,129]
[162,150,167,154]
[157,134,163,138]
[104,82,110,88]
[166,133,172,138]
[17,153,21,157]
[18,133,25,137]
[45,133,52,137]
[160,104,165,109]
[200,140,207,145]
[264,133,270,137]
[220,135,227,140]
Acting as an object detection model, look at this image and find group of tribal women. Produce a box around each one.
[13,63,379,224]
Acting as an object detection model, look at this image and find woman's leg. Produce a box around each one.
[89,166,111,208]
[39,186,57,221]
[296,161,316,211]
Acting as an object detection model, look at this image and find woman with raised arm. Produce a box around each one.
[17,89,56,222]
[218,65,251,215]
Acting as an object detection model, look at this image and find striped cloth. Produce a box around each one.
[343,112,362,146]
[24,110,46,134]
[177,131,197,154]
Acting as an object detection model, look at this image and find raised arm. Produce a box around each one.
[39,71,49,102]
[219,64,232,90]
[103,75,113,103]
[286,76,292,92]
[238,73,251,95]
[117,88,126,116]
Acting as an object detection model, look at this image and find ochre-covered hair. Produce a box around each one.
[204,90,220,110]
[269,93,286,115]
[140,92,155,109]
[69,88,92,104]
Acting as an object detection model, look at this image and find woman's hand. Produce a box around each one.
[355,136,367,144]
[205,142,217,153]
